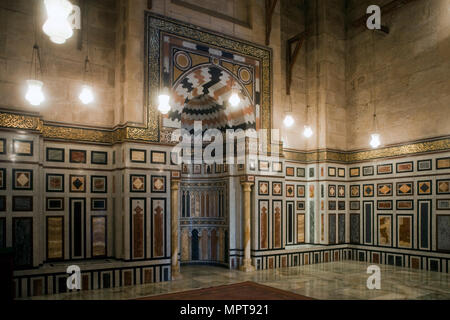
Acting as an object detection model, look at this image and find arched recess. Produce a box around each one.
[164,64,258,133]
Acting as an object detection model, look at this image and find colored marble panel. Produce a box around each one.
[328,185,336,197]
[396,161,413,173]
[328,167,336,177]
[297,185,305,197]
[436,157,450,169]
[92,216,106,257]
[419,201,430,249]
[417,180,432,195]
[272,162,282,173]
[338,185,345,198]
[378,215,392,246]
[296,167,305,177]
[69,149,86,163]
[259,200,269,249]
[272,182,282,196]
[131,175,146,192]
[377,200,393,210]
[297,214,305,243]
[338,214,345,244]
[437,179,450,194]
[151,151,166,164]
[13,218,33,267]
[397,216,412,249]
[0,218,5,249]
[350,167,360,177]
[309,185,314,198]
[436,199,450,210]
[417,159,432,171]
[396,182,413,196]
[130,149,146,163]
[329,215,336,244]
[364,202,373,244]
[286,184,295,197]
[309,201,315,243]
[258,160,269,171]
[377,164,392,175]
[377,183,393,196]
[70,175,86,192]
[46,174,64,192]
[151,176,166,193]
[363,184,374,197]
[46,198,64,211]
[273,201,282,248]
[12,196,33,211]
[436,215,450,252]
[363,166,374,176]
[91,176,107,193]
[13,140,33,156]
[91,151,107,164]
[328,201,336,210]
[13,169,33,190]
[258,181,269,195]
[47,216,64,260]
[350,201,360,210]
[396,200,413,210]
[0,168,5,190]
[286,167,295,176]
[411,257,420,269]
[350,185,360,198]
[131,198,145,259]
[152,198,165,257]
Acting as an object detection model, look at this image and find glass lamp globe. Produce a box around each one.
[42,0,74,44]
[283,114,294,127]
[158,94,171,114]
[79,85,94,104]
[370,133,381,149]
[303,125,313,138]
[229,92,240,107]
[25,80,45,106]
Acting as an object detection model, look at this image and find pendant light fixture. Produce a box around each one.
[43,0,74,44]
[368,31,381,149]
[79,4,94,105]
[229,64,241,108]
[79,57,94,104]
[303,105,313,138]
[370,113,381,149]
[283,92,295,127]
[157,91,171,114]
[26,4,45,106]
[157,1,171,115]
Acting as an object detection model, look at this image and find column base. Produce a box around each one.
[171,269,183,280]
[239,264,255,273]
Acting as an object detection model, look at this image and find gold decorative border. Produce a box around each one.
[284,138,450,163]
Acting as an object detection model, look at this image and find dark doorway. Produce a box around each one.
[191,229,199,261]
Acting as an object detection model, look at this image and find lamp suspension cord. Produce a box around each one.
[84,0,91,84]
[370,30,377,131]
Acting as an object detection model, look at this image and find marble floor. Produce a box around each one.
[22,261,450,300]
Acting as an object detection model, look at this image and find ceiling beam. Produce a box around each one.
[265,0,278,46]
[351,0,420,30]
[286,31,307,95]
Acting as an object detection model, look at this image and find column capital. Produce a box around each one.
[240,181,254,192]
[171,179,180,190]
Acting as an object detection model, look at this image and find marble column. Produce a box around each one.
[240,182,255,272]
[171,179,182,279]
